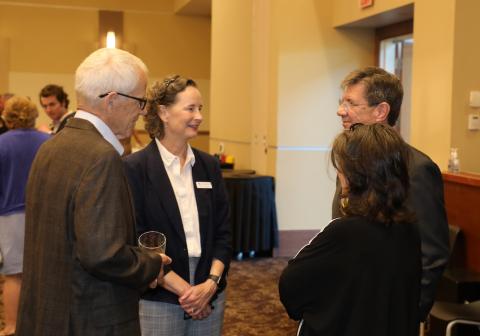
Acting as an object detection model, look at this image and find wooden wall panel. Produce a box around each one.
[443,172,480,272]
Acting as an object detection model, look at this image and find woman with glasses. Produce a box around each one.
[123,75,231,336]
[279,123,421,336]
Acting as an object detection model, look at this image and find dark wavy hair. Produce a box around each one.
[39,84,70,109]
[144,75,197,140]
[331,123,413,225]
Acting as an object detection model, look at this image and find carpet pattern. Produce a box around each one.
[222,257,298,336]
[0,259,298,335]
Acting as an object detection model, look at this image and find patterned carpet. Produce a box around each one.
[222,257,298,336]
[0,259,298,335]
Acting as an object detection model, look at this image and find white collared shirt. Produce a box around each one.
[156,139,202,257]
[74,110,124,155]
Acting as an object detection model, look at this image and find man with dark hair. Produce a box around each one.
[332,66,449,322]
[39,84,75,134]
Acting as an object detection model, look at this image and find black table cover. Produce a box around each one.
[222,173,279,257]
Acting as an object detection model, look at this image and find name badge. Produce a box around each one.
[196,181,212,189]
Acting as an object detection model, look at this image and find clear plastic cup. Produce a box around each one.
[138,231,166,254]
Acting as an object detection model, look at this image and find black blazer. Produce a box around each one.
[332,144,449,321]
[55,111,76,134]
[123,141,231,305]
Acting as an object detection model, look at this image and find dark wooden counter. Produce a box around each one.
[442,172,480,272]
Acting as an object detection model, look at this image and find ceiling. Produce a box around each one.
[338,3,414,28]
[174,0,211,17]
[0,0,211,16]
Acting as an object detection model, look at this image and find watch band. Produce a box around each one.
[208,274,221,285]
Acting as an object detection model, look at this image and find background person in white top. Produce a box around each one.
[123,75,231,336]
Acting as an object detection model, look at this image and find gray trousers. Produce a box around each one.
[139,257,226,336]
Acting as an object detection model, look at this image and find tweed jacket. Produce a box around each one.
[332,144,449,321]
[123,140,232,304]
[17,118,162,336]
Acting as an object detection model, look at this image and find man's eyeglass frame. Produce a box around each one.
[337,99,372,113]
[98,92,148,110]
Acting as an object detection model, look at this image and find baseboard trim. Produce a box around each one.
[273,230,319,257]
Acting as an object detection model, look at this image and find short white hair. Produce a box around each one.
[75,48,148,107]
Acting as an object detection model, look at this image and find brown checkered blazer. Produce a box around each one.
[17,118,162,336]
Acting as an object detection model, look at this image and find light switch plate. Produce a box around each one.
[470,91,480,107]
[468,113,480,130]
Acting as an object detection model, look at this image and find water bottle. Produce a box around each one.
[448,148,460,173]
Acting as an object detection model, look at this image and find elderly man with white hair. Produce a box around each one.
[16,48,170,336]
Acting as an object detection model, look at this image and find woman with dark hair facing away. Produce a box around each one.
[0,97,50,336]
[123,75,231,336]
[279,123,421,336]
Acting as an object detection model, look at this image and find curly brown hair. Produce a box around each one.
[4,96,39,129]
[144,75,197,140]
[331,123,413,225]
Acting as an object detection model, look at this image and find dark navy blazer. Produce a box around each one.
[123,141,232,304]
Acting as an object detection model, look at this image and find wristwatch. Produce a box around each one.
[208,274,221,285]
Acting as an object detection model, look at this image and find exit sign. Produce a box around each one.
[360,0,374,9]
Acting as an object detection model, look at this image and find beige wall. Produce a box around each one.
[273,0,373,231]
[4,0,479,236]
[450,0,480,173]
[210,0,253,167]
[0,2,98,127]
[409,1,455,171]
[251,0,276,175]
[1,4,97,74]
[0,37,11,93]
[210,0,373,231]
[0,0,211,140]
[211,0,480,233]
[333,0,480,172]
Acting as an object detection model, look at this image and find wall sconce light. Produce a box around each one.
[99,10,123,49]
[106,31,116,48]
